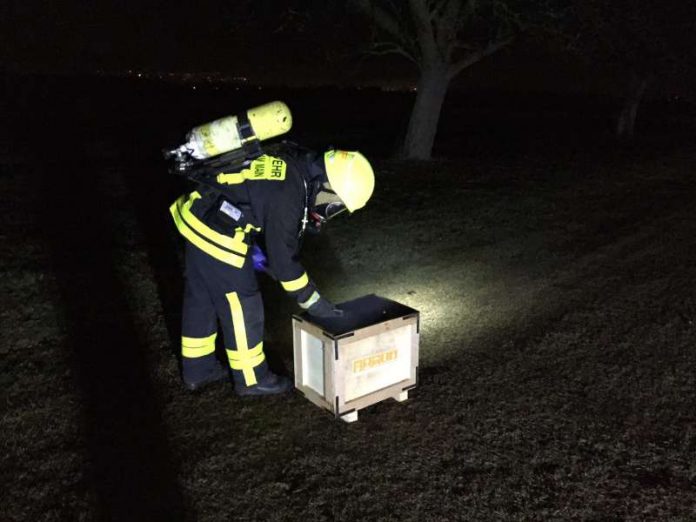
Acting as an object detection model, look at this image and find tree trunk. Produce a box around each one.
[616,73,649,140]
[401,63,451,159]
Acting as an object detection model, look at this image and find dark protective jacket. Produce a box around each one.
[170,143,324,306]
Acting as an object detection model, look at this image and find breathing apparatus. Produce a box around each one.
[163,101,293,184]
[163,102,374,238]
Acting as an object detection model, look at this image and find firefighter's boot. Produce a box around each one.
[182,354,229,391]
[234,371,293,397]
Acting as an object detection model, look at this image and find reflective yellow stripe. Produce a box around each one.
[299,291,320,309]
[227,343,265,370]
[182,334,217,347]
[229,353,265,370]
[216,172,245,184]
[227,343,264,360]
[226,292,248,351]
[170,203,245,268]
[216,156,287,185]
[232,228,248,246]
[281,272,309,292]
[225,292,257,385]
[173,194,248,255]
[182,333,217,358]
[182,345,215,357]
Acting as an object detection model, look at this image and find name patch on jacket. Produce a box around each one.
[219,200,242,221]
[216,155,287,185]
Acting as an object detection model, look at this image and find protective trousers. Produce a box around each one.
[181,242,269,387]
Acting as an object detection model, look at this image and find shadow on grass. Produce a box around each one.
[121,164,186,359]
[40,165,190,521]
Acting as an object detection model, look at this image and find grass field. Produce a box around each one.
[2,76,695,521]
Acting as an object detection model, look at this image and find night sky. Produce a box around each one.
[7,1,695,98]
[6,1,569,91]
[7,1,369,84]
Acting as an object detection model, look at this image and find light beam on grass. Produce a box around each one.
[360,277,480,364]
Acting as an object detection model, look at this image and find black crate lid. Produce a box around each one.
[294,294,419,338]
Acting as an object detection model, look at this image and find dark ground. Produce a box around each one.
[1,75,696,521]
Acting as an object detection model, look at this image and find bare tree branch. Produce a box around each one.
[447,34,515,78]
[352,0,420,61]
[349,0,541,158]
[452,41,477,52]
[408,0,438,61]
[430,0,452,22]
[455,0,478,32]
[434,0,463,60]
[352,0,402,42]
[370,41,420,66]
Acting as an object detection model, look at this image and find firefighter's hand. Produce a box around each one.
[307,297,344,318]
[251,245,268,271]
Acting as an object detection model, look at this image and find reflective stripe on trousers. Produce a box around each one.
[225,292,265,386]
[181,333,217,358]
[180,242,268,387]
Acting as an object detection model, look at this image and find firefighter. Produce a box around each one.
[170,144,375,395]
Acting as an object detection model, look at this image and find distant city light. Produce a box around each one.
[102,69,251,87]
[93,69,415,92]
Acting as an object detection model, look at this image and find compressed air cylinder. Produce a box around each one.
[184,101,292,159]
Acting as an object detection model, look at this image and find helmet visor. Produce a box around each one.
[314,201,347,222]
[312,183,348,223]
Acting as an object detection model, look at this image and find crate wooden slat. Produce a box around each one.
[293,294,419,422]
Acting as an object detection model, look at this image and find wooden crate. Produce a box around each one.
[292,294,419,423]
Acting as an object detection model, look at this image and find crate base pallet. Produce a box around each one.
[293,294,419,423]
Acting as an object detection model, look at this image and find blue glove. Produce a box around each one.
[251,245,269,273]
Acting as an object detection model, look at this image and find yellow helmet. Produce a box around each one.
[323,150,375,212]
